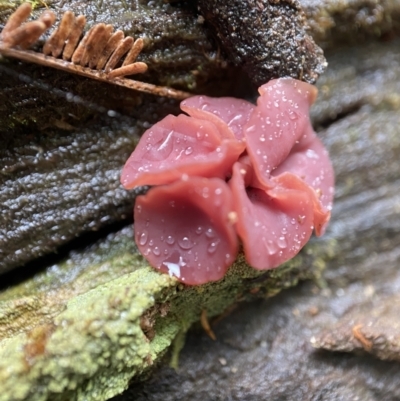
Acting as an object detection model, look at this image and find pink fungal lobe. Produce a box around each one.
[181,95,255,140]
[134,177,238,285]
[121,78,335,285]
[230,160,315,270]
[121,114,245,188]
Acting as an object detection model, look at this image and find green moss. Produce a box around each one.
[0,233,334,401]
[0,233,337,401]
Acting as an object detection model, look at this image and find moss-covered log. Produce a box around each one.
[0,231,334,401]
[1,0,400,399]
[1,36,400,400]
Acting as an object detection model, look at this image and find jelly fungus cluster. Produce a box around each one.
[121,78,334,285]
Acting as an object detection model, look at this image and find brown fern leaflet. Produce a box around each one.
[0,3,191,100]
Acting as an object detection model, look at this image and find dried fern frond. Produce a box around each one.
[0,3,192,100]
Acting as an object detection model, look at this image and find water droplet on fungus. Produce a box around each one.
[178,236,194,250]
[208,241,219,254]
[139,231,148,245]
[195,226,203,235]
[264,238,278,255]
[166,235,175,245]
[277,236,287,249]
[205,228,215,238]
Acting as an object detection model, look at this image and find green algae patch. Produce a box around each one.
[0,224,336,401]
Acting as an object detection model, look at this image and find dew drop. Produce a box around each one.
[265,239,278,255]
[208,241,219,254]
[259,135,266,142]
[277,236,287,249]
[138,231,148,246]
[185,146,193,155]
[196,131,204,140]
[205,228,215,238]
[195,226,203,235]
[166,235,175,245]
[178,236,194,249]
[153,246,161,256]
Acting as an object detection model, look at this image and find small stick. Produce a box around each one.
[352,324,373,352]
[107,61,148,79]
[2,21,47,49]
[0,2,32,40]
[96,30,124,70]
[79,23,107,67]
[71,25,92,65]
[104,36,133,72]
[62,14,86,61]
[122,37,144,66]
[43,10,74,57]
[20,10,55,49]
[200,310,217,341]
[38,10,56,29]
[88,24,114,69]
